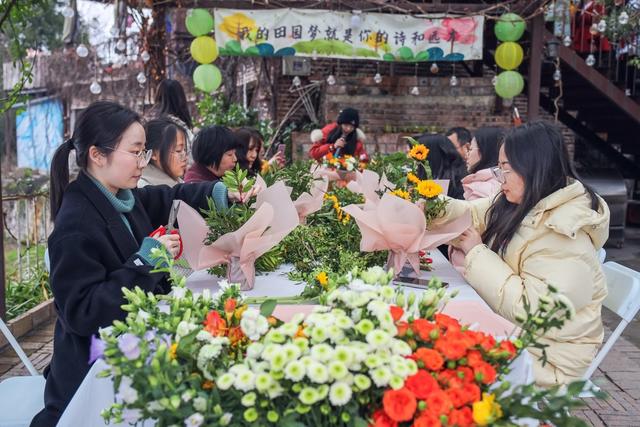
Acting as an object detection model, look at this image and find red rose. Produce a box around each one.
[448,407,474,427]
[466,350,484,368]
[498,340,517,358]
[425,390,453,416]
[383,388,417,422]
[479,334,497,352]
[461,383,481,404]
[413,411,442,427]
[445,388,467,409]
[390,305,404,322]
[434,313,461,332]
[456,366,474,384]
[434,337,467,361]
[396,321,410,337]
[474,361,497,385]
[405,369,441,399]
[412,319,438,341]
[203,310,226,336]
[414,348,444,371]
[370,409,398,427]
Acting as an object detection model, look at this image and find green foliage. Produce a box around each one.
[262,159,315,201]
[4,245,51,319]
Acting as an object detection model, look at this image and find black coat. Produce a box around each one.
[31,172,216,427]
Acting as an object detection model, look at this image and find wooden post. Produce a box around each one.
[527,14,544,122]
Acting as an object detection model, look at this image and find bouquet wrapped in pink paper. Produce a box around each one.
[177,181,299,290]
[310,162,355,188]
[342,193,471,277]
[293,177,328,223]
[346,169,396,209]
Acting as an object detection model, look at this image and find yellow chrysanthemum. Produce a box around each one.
[472,393,503,426]
[316,271,328,287]
[416,180,443,198]
[391,189,410,200]
[169,343,178,360]
[409,144,429,161]
[407,172,420,184]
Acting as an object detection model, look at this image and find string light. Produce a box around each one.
[76,44,89,58]
[136,72,147,84]
[374,72,382,84]
[430,63,439,74]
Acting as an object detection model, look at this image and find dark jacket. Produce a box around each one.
[184,162,220,183]
[30,172,215,427]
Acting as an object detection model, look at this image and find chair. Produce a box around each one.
[0,317,45,427]
[580,261,640,397]
[597,248,606,264]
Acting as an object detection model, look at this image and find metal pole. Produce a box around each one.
[0,149,6,320]
[527,14,544,121]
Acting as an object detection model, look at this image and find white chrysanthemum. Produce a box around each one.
[349,278,376,292]
[290,312,306,324]
[196,330,214,343]
[310,326,328,343]
[327,325,345,343]
[390,355,409,377]
[554,294,576,318]
[298,387,320,405]
[270,352,287,371]
[317,384,329,400]
[217,373,235,390]
[350,308,363,323]
[379,286,395,300]
[234,370,256,392]
[371,367,392,387]
[406,359,418,376]
[334,346,354,367]
[265,329,286,344]
[240,308,269,341]
[389,375,405,390]
[229,364,250,376]
[293,337,309,354]
[355,319,375,336]
[284,360,306,382]
[353,374,372,391]
[184,412,204,427]
[335,315,354,330]
[364,354,382,369]
[367,300,389,319]
[328,361,348,380]
[268,382,284,399]
[366,330,391,349]
[283,343,302,361]
[246,343,264,360]
[307,362,330,384]
[255,373,272,392]
[329,382,352,406]
[391,339,412,356]
[241,392,257,407]
[299,355,314,367]
[192,396,207,412]
[261,344,281,362]
[310,343,333,362]
[280,322,299,337]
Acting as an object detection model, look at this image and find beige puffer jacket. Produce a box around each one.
[441,180,610,387]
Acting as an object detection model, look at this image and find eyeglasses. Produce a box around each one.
[172,150,189,160]
[490,166,512,184]
[105,147,153,166]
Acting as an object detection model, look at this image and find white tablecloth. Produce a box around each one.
[57,251,534,427]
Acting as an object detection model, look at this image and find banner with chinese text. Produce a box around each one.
[214,9,484,61]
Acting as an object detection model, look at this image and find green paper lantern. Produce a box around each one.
[190,36,218,64]
[495,71,524,99]
[193,64,222,93]
[494,13,526,42]
[495,42,524,70]
[185,9,214,37]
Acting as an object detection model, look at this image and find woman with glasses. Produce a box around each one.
[138,117,188,187]
[31,101,226,427]
[442,121,609,388]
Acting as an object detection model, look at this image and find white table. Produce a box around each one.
[57,251,533,427]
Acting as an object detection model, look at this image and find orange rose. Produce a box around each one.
[461,382,481,404]
[425,390,453,416]
[438,369,464,389]
[224,298,237,314]
[434,313,461,332]
[203,310,227,336]
[370,409,398,427]
[396,321,410,337]
[411,319,438,341]
[479,335,497,352]
[474,361,497,385]
[456,366,475,384]
[446,388,467,409]
[434,337,467,361]
[498,340,517,359]
[449,407,474,427]
[414,348,444,371]
[390,305,404,322]
[405,369,440,399]
[466,350,484,368]
[383,388,418,422]
[413,411,441,427]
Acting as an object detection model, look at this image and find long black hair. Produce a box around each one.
[145,116,187,180]
[483,121,599,255]
[418,134,467,199]
[50,101,141,220]
[325,125,358,156]
[154,79,193,129]
[469,127,503,174]
[235,127,263,176]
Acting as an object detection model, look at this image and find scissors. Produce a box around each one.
[149,200,183,259]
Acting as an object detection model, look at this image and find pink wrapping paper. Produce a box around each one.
[342,193,471,276]
[310,163,341,182]
[293,177,329,223]
[346,170,397,209]
[177,181,299,290]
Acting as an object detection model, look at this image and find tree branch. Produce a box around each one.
[0,0,19,32]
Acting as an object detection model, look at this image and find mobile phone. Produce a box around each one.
[394,275,448,289]
[277,144,286,155]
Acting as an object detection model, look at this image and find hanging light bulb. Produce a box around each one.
[589,23,599,35]
[326,74,336,85]
[62,5,75,18]
[116,39,126,52]
[89,81,102,95]
[450,75,459,86]
[553,68,562,81]
[350,14,363,29]
[563,35,572,47]
[292,76,301,86]
[75,44,89,58]
[430,63,439,74]
[619,12,629,26]
[586,54,596,66]
[597,19,607,33]
[625,88,631,96]
[491,75,498,86]
[136,72,147,84]
[140,50,150,63]
[410,86,420,96]
[311,49,318,61]
[374,72,382,84]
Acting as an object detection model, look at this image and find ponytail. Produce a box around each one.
[50,101,140,220]
[50,139,75,220]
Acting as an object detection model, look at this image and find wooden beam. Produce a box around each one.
[527,13,543,121]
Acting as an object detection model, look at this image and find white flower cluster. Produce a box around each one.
[216,267,417,410]
[195,334,230,380]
